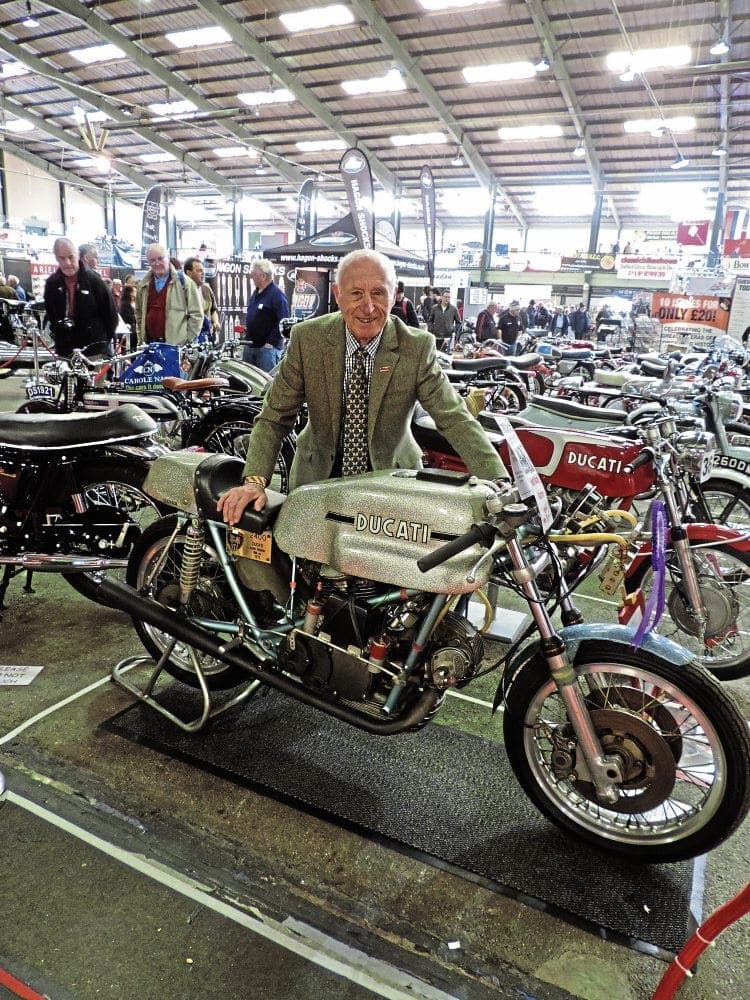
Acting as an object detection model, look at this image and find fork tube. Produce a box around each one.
[655,463,707,627]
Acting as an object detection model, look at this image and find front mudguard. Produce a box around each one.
[628,522,750,579]
[494,622,695,711]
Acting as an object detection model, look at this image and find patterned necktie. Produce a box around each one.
[341,347,370,475]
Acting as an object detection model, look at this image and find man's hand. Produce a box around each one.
[216,483,267,524]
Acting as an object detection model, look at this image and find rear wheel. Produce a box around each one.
[503,641,750,861]
[697,479,750,531]
[202,419,294,494]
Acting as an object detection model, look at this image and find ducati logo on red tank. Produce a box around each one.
[566,452,624,474]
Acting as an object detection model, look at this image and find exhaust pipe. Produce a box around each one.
[96,577,441,736]
[0,554,128,570]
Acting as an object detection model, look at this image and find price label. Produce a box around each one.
[491,414,553,532]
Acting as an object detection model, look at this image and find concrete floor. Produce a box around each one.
[1,371,749,1000]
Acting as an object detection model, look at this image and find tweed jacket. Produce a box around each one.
[135,266,203,346]
[242,312,506,489]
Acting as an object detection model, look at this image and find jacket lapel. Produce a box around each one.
[368,318,400,429]
[322,315,346,433]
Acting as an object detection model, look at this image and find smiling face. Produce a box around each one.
[333,257,395,344]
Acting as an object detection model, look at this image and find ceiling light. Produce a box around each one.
[709,36,729,56]
[148,100,198,117]
[390,132,447,147]
[670,155,690,170]
[1,62,31,78]
[618,68,635,82]
[463,61,537,84]
[238,88,295,107]
[451,151,464,167]
[280,4,355,33]
[140,152,178,163]
[498,124,563,141]
[624,116,695,135]
[572,140,586,158]
[70,44,125,65]
[214,145,257,158]
[712,143,728,157]
[341,69,405,96]
[166,26,231,49]
[440,187,490,215]
[536,185,595,216]
[534,54,550,72]
[420,0,498,10]
[1,117,34,133]
[606,45,692,75]
[255,160,268,175]
[296,139,347,152]
[22,2,39,28]
[639,182,707,216]
[72,106,110,125]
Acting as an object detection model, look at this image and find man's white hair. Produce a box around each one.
[335,249,396,293]
[253,258,274,278]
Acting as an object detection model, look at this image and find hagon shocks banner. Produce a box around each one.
[651,292,731,348]
[295,178,315,241]
[339,148,374,249]
[140,185,162,266]
[420,165,436,284]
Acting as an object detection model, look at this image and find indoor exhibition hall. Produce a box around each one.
[0,2,749,999]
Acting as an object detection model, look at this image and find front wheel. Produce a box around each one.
[503,641,750,862]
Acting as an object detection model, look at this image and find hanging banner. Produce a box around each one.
[676,221,710,246]
[651,292,731,347]
[140,185,162,267]
[723,206,750,258]
[339,148,374,249]
[295,178,316,241]
[420,165,436,284]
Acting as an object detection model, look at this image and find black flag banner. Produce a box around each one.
[420,166,436,284]
[295,178,315,241]
[140,185,162,267]
[339,148,375,249]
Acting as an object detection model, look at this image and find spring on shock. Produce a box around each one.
[178,519,205,605]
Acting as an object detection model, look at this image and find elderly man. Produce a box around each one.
[6,275,26,301]
[135,243,202,346]
[43,238,118,357]
[184,256,219,340]
[243,259,290,372]
[218,249,506,523]
[78,243,100,271]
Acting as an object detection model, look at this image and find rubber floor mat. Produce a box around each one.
[103,685,699,955]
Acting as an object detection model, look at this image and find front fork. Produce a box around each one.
[652,473,708,634]
[504,534,622,804]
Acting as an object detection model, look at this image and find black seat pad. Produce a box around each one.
[522,396,627,422]
[557,347,594,361]
[193,453,284,532]
[451,357,511,372]
[0,403,157,450]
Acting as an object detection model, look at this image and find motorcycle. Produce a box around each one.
[415,408,750,680]
[0,405,165,607]
[96,451,750,863]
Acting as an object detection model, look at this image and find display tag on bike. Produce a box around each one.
[492,414,553,532]
[226,527,273,563]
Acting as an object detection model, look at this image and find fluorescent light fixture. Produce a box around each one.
[296,139,348,151]
[213,145,258,158]
[75,154,111,173]
[624,116,696,135]
[140,151,178,163]
[440,187,490,215]
[238,88,294,107]
[670,155,690,170]
[148,100,198,117]
[166,26,231,49]
[536,185,594,216]
[606,45,691,75]
[709,36,729,56]
[618,68,635,83]
[70,43,125,65]
[72,106,110,125]
[463,61,536,84]
[341,68,406,96]
[1,62,31,78]
[534,54,550,72]
[712,143,728,156]
[498,124,563,141]
[390,131,447,146]
[280,4,354,33]
[420,0,499,10]
[2,117,34,133]
[639,183,706,216]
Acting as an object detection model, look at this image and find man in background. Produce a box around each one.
[243,259,289,372]
[475,301,498,343]
[498,300,522,355]
[7,275,27,301]
[184,256,220,341]
[390,281,419,327]
[427,288,461,351]
[44,238,118,357]
[78,243,100,271]
[135,243,202,346]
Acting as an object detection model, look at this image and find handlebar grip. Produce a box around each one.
[417,522,495,573]
[623,448,655,474]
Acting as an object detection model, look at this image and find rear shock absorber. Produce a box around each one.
[178,516,205,606]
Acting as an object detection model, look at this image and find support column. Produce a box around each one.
[480,184,497,284]
[0,151,7,224]
[59,181,67,232]
[588,189,604,254]
[232,200,243,256]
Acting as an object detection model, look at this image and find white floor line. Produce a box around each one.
[7,791,459,1000]
[446,689,498,711]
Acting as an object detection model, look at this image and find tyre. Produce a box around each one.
[503,640,750,861]
[201,419,294,494]
[629,540,750,680]
[486,382,526,414]
[63,462,164,604]
[126,515,245,688]
[697,478,750,531]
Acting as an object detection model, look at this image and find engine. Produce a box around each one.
[277,571,485,707]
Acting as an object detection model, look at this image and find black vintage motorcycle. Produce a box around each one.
[0,405,165,608]
[97,451,750,862]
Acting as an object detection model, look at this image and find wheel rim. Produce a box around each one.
[522,662,727,847]
[80,480,161,583]
[701,488,750,531]
[204,420,290,493]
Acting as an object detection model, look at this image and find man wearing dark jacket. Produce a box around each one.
[390,281,419,327]
[43,238,119,357]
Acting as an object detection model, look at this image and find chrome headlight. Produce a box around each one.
[673,430,716,482]
[716,390,743,422]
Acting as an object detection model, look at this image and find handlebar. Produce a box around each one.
[417,522,496,573]
[623,447,656,474]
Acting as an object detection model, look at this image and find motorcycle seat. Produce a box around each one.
[193,453,284,533]
[0,403,158,450]
[520,396,627,423]
[162,376,229,393]
[557,348,593,361]
[593,368,651,387]
[451,357,512,372]
[508,352,543,370]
